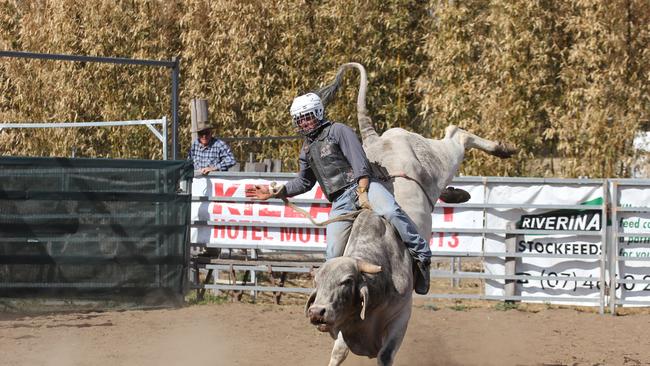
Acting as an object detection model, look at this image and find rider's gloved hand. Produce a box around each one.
[269,182,287,199]
[245,182,286,200]
[357,186,372,210]
[245,184,272,200]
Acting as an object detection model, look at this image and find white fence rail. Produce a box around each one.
[190,172,650,314]
[0,118,168,159]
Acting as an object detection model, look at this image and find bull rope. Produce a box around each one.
[270,182,362,227]
[270,171,436,227]
[279,196,362,227]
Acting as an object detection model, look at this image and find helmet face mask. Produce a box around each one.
[291,93,325,135]
[293,112,321,135]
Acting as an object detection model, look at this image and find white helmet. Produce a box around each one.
[290,93,325,135]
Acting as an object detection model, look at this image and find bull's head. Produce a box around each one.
[305,257,381,333]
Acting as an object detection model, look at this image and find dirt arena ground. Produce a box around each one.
[2,296,650,366]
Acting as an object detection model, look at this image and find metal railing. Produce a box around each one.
[0,118,168,159]
[609,179,650,314]
[0,50,180,159]
[421,177,608,314]
[190,173,649,313]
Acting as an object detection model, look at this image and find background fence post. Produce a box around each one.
[505,222,517,303]
[599,180,608,315]
[610,181,619,316]
[171,56,180,160]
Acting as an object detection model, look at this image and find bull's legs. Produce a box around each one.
[444,125,517,159]
[328,332,350,366]
[377,309,411,366]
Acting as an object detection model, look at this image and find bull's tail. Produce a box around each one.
[316,62,379,146]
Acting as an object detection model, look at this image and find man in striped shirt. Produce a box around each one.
[187,120,236,174]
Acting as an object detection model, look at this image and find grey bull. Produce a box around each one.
[305,63,517,366]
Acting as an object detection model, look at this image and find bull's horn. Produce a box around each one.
[356,260,381,274]
[305,290,317,317]
[359,285,369,320]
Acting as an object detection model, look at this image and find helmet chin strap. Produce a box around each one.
[305,120,329,137]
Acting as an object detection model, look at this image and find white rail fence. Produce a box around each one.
[190,172,650,314]
[0,118,168,159]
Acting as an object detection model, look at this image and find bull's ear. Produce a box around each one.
[356,259,381,274]
[359,285,369,320]
[305,290,317,317]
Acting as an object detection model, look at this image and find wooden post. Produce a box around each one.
[272,159,282,172]
[504,222,517,302]
[245,162,267,172]
[455,257,462,287]
[263,158,272,172]
[190,98,209,142]
[450,257,455,288]
[250,249,258,302]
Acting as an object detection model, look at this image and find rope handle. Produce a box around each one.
[269,182,362,227]
[266,170,434,227]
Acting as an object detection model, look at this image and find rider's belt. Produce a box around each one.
[328,184,354,202]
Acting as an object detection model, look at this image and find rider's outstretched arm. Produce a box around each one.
[245,142,316,200]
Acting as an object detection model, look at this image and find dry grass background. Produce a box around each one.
[0,0,648,177]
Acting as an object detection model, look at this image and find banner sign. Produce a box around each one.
[192,177,485,250]
[191,177,330,249]
[518,211,601,232]
[511,234,603,303]
[483,182,605,305]
[615,183,650,306]
[430,182,485,252]
[191,176,650,306]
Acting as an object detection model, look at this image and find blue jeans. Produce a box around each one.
[325,180,432,262]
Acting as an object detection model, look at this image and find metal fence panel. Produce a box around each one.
[190,173,650,314]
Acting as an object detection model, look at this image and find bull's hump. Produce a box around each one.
[345,212,413,296]
[346,213,389,253]
[380,127,411,138]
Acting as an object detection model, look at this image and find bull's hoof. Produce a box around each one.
[493,142,518,159]
[414,259,430,295]
[439,187,471,204]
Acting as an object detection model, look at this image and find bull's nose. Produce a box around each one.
[308,306,326,320]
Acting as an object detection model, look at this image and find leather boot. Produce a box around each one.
[439,186,471,204]
[413,259,431,295]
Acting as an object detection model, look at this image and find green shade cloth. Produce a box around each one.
[0,157,193,306]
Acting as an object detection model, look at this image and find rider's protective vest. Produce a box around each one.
[307,124,356,201]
